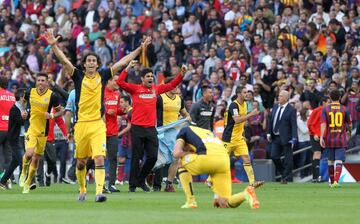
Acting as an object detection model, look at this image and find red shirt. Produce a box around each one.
[0,89,16,131]
[116,70,183,127]
[104,86,123,136]
[307,106,322,136]
[47,109,68,142]
[321,103,352,148]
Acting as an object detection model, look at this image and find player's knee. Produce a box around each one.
[77,160,86,170]
[94,155,105,166]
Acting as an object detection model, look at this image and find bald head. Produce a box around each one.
[278,90,289,105]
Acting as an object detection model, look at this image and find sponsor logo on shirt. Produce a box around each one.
[200,111,212,116]
[139,90,156,99]
[0,95,16,101]
[105,100,118,105]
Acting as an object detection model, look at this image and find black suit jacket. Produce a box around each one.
[268,103,298,145]
[7,104,25,143]
[269,2,285,16]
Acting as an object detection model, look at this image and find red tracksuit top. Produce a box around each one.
[104,86,124,136]
[307,106,322,137]
[47,109,68,142]
[116,70,183,127]
[0,89,15,131]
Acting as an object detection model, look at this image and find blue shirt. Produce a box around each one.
[65,89,76,114]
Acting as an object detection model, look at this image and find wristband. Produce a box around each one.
[50,113,54,119]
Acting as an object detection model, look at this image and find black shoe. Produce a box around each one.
[109,185,120,193]
[136,183,150,192]
[45,172,51,187]
[102,186,111,194]
[153,186,161,192]
[128,187,136,193]
[280,179,288,184]
[0,182,9,190]
[30,183,37,190]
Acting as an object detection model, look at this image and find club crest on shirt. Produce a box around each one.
[102,143,106,150]
[44,97,49,102]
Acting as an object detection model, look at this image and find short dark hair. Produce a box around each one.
[0,76,8,89]
[121,94,131,104]
[82,51,101,67]
[141,68,153,77]
[15,88,26,101]
[329,89,341,101]
[37,73,48,79]
[201,85,211,95]
[235,86,244,94]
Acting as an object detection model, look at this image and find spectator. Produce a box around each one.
[182,14,202,48]
[300,79,323,109]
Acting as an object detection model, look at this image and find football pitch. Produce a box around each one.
[0,183,359,224]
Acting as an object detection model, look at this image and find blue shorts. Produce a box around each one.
[325,148,345,162]
[117,138,132,158]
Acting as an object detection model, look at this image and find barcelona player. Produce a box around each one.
[173,126,259,209]
[320,89,352,188]
[19,73,63,193]
[43,29,151,202]
[222,86,261,186]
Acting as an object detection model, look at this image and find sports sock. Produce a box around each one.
[230,168,236,180]
[328,164,334,184]
[76,168,86,194]
[334,163,342,183]
[243,163,255,186]
[95,165,105,195]
[178,168,195,203]
[228,192,246,208]
[21,156,30,177]
[117,162,124,182]
[25,164,36,186]
[312,159,320,180]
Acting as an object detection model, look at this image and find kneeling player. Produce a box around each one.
[173,126,259,209]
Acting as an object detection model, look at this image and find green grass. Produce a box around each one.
[0,183,359,224]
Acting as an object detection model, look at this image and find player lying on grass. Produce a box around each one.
[173,126,260,209]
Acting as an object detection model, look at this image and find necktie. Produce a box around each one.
[273,106,283,134]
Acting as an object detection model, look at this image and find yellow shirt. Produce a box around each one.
[72,67,113,122]
[176,126,227,156]
[26,88,59,137]
[156,93,184,126]
[222,100,247,142]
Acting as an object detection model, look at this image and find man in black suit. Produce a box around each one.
[267,90,298,183]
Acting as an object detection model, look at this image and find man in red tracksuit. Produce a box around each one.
[0,76,16,177]
[116,60,186,192]
[307,97,328,183]
[104,74,124,193]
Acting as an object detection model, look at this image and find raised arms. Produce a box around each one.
[43,29,74,76]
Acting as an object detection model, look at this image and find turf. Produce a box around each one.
[0,183,359,224]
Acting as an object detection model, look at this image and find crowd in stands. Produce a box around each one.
[0,0,359,184]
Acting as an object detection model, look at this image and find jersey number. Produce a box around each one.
[329,112,343,128]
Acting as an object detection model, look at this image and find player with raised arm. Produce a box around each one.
[116,60,186,192]
[43,29,149,202]
[320,89,352,188]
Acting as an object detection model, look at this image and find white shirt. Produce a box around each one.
[273,102,288,134]
[297,116,310,142]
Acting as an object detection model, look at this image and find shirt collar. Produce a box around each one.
[279,102,288,109]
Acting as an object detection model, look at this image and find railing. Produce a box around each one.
[275,144,360,180]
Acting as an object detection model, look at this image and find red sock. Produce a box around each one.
[328,165,334,184]
[117,164,124,182]
[334,163,343,183]
[231,168,236,180]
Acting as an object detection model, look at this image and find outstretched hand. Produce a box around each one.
[125,60,137,72]
[141,36,152,49]
[180,64,188,75]
[43,29,60,46]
